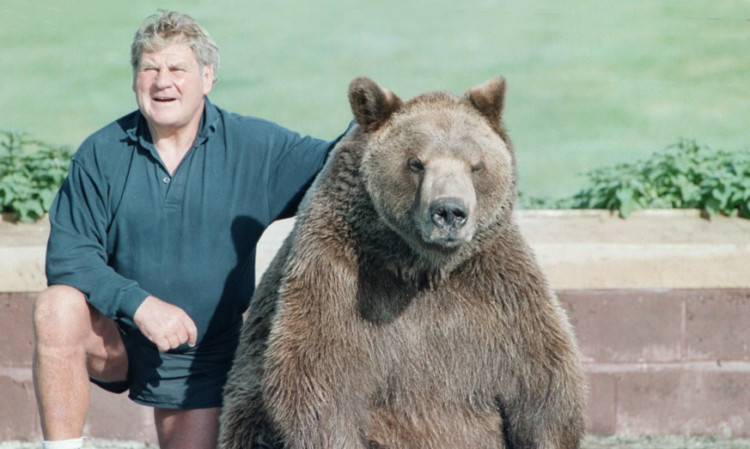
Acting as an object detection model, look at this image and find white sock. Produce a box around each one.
[42,438,84,449]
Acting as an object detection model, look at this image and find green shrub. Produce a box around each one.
[0,130,74,222]
[519,140,750,218]
[2,132,749,222]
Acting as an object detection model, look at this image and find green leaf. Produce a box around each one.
[0,130,73,221]
[518,139,750,219]
[704,198,721,217]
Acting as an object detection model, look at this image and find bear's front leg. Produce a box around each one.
[219,238,293,449]
[219,326,279,449]
[261,274,376,449]
[498,309,586,449]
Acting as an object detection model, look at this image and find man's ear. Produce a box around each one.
[348,77,402,132]
[202,65,215,95]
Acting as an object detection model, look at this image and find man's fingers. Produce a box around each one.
[164,314,196,350]
[155,334,185,352]
[164,323,189,351]
[155,336,172,353]
[173,308,197,347]
[186,320,198,347]
[174,328,188,348]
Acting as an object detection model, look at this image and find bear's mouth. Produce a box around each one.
[417,195,477,251]
[419,209,476,250]
[420,227,474,250]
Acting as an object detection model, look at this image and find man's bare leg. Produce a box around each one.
[155,407,221,449]
[32,285,129,440]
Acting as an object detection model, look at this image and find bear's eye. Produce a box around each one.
[407,157,424,173]
[471,161,485,173]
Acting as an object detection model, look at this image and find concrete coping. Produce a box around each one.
[2,210,750,292]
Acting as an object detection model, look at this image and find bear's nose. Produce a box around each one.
[430,198,469,230]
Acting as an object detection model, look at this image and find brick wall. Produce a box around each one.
[561,289,750,437]
[5,288,749,441]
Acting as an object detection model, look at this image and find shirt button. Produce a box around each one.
[162,176,171,184]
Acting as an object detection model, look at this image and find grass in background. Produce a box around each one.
[1,0,749,197]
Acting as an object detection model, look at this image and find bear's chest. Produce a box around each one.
[367,288,506,397]
[362,290,508,448]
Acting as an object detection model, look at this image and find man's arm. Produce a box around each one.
[46,159,196,351]
[46,158,149,319]
[266,122,353,220]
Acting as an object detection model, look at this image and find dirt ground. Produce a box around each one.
[582,435,750,449]
[2,435,750,449]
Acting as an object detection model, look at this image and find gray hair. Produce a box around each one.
[131,10,219,80]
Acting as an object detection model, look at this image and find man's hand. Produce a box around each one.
[133,295,198,352]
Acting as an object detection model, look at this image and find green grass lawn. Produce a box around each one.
[2,0,749,197]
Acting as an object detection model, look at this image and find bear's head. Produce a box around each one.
[349,76,517,270]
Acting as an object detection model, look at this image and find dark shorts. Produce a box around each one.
[91,322,240,410]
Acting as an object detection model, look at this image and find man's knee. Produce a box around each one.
[33,285,91,345]
[34,287,129,384]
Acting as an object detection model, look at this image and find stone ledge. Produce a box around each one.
[4,210,750,292]
[517,209,750,289]
[0,214,49,293]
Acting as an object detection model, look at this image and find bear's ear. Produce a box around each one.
[348,77,403,131]
[464,76,507,126]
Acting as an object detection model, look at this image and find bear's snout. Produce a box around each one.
[430,197,468,230]
[420,193,476,248]
[415,157,478,248]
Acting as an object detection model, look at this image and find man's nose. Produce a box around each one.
[154,68,172,88]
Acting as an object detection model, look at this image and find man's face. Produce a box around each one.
[133,40,214,136]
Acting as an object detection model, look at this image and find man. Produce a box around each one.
[33,10,345,449]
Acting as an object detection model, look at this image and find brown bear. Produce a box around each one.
[219,76,586,449]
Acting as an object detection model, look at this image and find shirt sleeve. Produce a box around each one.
[266,122,353,220]
[45,158,150,320]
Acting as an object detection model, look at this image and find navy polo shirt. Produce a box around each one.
[46,99,337,347]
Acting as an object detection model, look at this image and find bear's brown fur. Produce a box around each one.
[219,76,586,449]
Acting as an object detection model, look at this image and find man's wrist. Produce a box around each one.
[118,286,151,320]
